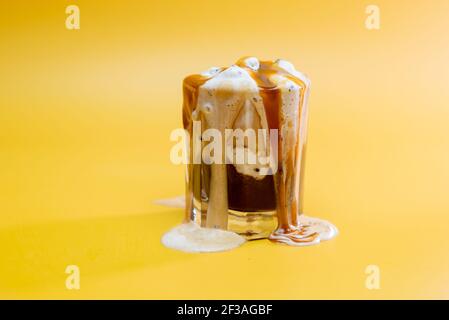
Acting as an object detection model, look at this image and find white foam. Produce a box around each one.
[199,65,259,95]
[161,222,246,253]
[275,59,296,74]
[275,59,311,86]
[200,67,221,78]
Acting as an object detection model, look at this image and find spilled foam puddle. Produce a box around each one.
[161,222,246,253]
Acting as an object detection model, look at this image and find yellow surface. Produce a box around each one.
[1,0,449,299]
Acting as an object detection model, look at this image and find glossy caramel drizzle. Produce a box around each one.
[182,75,206,223]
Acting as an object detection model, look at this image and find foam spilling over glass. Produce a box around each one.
[162,57,338,253]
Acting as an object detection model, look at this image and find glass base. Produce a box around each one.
[191,206,277,240]
[228,209,277,240]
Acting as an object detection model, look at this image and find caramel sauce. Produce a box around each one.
[182,75,206,223]
[182,58,314,245]
[182,74,209,132]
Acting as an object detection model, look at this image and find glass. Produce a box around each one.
[182,58,311,242]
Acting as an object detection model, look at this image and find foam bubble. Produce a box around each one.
[275,59,310,86]
[243,57,260,71]
[275,59,296,74]
[161,222,246,253]
[200,67,221,77]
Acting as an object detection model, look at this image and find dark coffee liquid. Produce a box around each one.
[227,164,276,212]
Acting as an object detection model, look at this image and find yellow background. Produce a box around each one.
[1,0,449,299]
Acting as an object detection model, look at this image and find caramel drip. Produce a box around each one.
[182,75,209,131]
[182,74,209,223]
[268,76,311,244]
[259,88,280,130]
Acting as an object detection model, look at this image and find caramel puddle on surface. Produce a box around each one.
[268,215,338,247]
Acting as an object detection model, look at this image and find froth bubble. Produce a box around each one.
[201,67,221,77]
[244,57,260,71]
[275,59,296,74]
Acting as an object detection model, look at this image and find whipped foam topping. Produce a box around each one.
[195,57,310,175]
[198,57,310,87]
